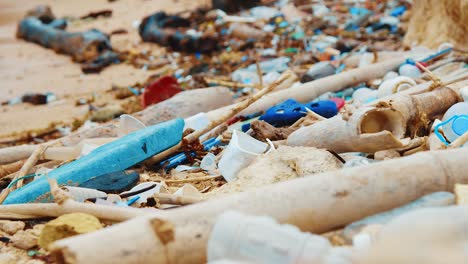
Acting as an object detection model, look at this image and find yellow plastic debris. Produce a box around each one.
[38,213,102,249]
[454,184,468,205]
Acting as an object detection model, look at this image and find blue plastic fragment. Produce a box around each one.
[390,6,406,17]
[420,47,453,63]
[79,171,140,194]
[4,118,185,204]
[259,99,338,127]
[127,195,140,206]
[159,137,221,170]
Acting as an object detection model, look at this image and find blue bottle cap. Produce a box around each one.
[452,116,468,136]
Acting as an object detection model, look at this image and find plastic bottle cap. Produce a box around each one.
[452,116,468,136]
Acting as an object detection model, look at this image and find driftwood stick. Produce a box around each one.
[450,132,468,149]
[0,145,49,204]
[0,200,158,221]
[161,175,222,183]
[0,160,26,179]
[15,144,48,188]
[154,193,203,205]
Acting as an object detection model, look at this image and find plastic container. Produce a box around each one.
[61,186,107,202]
[218,131,268,182]
[120,182,167,206]
[343,192,455,241]
[377,76,416,98]
[250,6,279,20]
[383,71,399,81]
[435,103,468,145]
[201,153,217,173]
[208,211,335,264]
[343,156,378,168]
[352,88,377,105]
[301,62,336,83]
[398,63,422,78]
[184,112,210,131]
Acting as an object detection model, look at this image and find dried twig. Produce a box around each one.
[204,77,259,89]
[256,61,263,88]
[15,144,48,188]
[0,144,49,204]
[0,160,26,179]
[450,131,468,148]
[154,193,203,205]
[161,175,222,183]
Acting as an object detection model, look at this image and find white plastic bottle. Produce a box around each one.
[440,102,468,144]
[208,211,353,264]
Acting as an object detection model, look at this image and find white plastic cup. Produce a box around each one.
[208,211,334,264]
[201,153,217,173]
[352,88,378,105]
[184,112,210,131]
[119,114,146,137]
[398,63,421,78]
[218,130,268,182]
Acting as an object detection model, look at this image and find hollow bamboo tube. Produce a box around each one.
[288,87,461,153]
[51,147,468,264]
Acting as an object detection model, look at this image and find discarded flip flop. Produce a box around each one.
[260,99,338,127]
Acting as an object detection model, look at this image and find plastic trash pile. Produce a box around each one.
[0,0,468,263]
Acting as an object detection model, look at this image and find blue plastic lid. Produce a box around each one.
[452,116,468,136]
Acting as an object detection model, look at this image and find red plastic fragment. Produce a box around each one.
[141,76,182,108]
[416,61,429,71]
[329,97,345,110]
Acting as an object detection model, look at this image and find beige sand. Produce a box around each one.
[0,0,209,139]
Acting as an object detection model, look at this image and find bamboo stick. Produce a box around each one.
[50,148,468,263]
[0,160,25,179]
